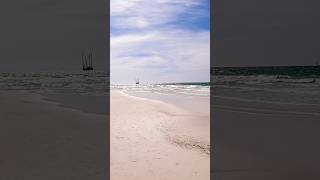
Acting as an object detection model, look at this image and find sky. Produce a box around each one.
[0,0,108,72]
[214,0,320,67]
[1,0,319,73]
[110,0,210,84]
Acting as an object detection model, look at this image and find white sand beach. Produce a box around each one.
[0,92,107,180]
[110,91,210,180]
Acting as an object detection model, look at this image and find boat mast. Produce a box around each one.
[82,52,85,69]
[91,52,93,68]
[89,52,92,68]
[85,54,88,68]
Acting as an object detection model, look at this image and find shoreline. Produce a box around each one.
[111,90,210,180]
[118,90,210,154]
[124,91,210,116]
[0,90,109,116]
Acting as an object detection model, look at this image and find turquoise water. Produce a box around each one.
[111,83,210,114]
[111,83,210,97]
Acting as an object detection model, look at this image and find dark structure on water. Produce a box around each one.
[82,51,94,71]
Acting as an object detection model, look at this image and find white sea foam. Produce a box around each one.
[111,83,210,97]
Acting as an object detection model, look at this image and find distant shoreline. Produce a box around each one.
[212,65,320,68]
[212,65,320,76]
[155,82,209,85]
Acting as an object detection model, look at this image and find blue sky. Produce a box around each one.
[111,0,210,84]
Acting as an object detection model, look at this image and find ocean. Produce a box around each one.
[0,71,109,96]
[212,66,320,115]
[0,71,109,115]
[112,82,209,97]
[5,66,319,115]
[111,82,210,115]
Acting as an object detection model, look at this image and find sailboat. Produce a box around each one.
[82,51,94,71]
[135,78,139,85]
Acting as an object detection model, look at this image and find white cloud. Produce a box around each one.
[111,0,210,84]
[111,33,158,47]
[111,30,210,84]
[111,0,206,29]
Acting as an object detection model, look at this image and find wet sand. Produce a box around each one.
[0,92,107,179]
[43,94,108,115]
[213,107,320,180]
[110,91,210,180]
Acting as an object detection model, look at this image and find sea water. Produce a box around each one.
[111,82,209,97]
[0,71,109,96]
[111,83,210,115]
[0,71,109,114]
[212,66,320,114]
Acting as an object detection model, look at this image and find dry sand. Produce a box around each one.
[110,91,210,180]
[0,92,107,180]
